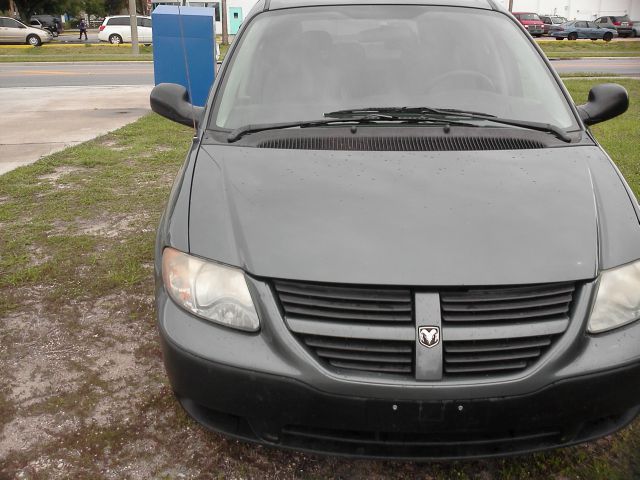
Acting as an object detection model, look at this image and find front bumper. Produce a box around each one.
[162,334,640,459]
[157,278,640,459]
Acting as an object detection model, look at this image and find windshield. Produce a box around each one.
[518,13,541,21]
[213,6,576,131]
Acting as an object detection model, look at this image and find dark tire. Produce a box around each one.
[109,34,123,44]
[26,34,42,46]
[603,32,613,42]
[568,33,578,41]
[555,37,564,40]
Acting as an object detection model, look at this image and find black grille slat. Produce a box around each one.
[442,293,573,312]
[441,284,575,303]
[284,306,411,323]
[279,292,412,312]
[328,359,412,373]
[258,136,545,151]
[281,424,560,448]
[316,349,412,364]
[444,337,552,353]
[444,361,528,373]
[304,336,412,354]
[445,348,542,363]
[275,281,410,303]
[442,307,570,322]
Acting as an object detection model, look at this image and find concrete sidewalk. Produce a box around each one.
[0,85,152,175]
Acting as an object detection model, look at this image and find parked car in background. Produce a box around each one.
[540,15,567,35]
[0,16,53,45]
[594,15,633,37]
[30,14,62,36]
[551,21,617,41]
[29,18,59,37]
[512,12,544,36]
[151,0,638,460]
[98,15,152,44]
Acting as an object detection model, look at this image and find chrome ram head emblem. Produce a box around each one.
[418,326,440,348]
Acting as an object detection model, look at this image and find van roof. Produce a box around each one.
[267,0,497,12]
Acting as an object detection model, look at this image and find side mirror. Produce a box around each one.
[577,83,629,126]
[150,83,204,128]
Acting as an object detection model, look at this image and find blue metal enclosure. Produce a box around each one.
[152,5,216,107]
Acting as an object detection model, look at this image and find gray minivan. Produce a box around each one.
[150,0,639,459]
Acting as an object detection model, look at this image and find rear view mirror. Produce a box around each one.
[577,83,629,126]
[150,83,204,128]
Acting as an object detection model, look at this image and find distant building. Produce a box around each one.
[151,0,257,35]
[498,0,639,20]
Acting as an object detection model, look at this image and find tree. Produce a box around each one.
[221,0,228,45]
[13,0,110,20]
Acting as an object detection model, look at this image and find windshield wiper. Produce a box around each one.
[227,114,462,143]
[325,107,494,118]
[325,107,572,143]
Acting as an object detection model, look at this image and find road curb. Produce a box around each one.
[549,56,640,60]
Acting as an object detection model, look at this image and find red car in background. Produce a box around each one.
[513,12,544,37]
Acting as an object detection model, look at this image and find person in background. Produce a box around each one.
[78,18,88,40]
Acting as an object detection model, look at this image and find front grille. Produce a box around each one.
[258,136,545,151]
[275,280,576,381]
[274,280,414,376]
[440,283,575,377]
[280,424,562,457]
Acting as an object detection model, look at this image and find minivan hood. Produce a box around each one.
[189,145,602,286]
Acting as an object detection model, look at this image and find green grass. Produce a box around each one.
[559,72,623,78]
[538,39,640,58]
[0,44,154,62]
[564,78,640,199]
[0,80,639,478]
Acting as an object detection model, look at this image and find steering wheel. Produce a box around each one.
[426,70,497,93]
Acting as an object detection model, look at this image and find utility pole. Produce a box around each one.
[128,0,140,55]
[221,0,229,45]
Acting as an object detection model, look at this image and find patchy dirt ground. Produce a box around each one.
[1,113,639,480]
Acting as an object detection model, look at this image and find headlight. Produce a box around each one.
[588,260,640,333]
[162,247,260,332]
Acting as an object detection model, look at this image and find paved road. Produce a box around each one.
[0,57,638,90]
[0,62,154,88]
[552,57,640,76]
[55,31,100,44]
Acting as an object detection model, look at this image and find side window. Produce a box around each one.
[5,18,23,28]
[595,18,602,23]
[109,17,129,26]
[587,22,597,29]
[137,17,144,27]
[142,18,152,28]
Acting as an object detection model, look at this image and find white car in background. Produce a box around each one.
[98,15,152,44]
[0,16,53,45]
